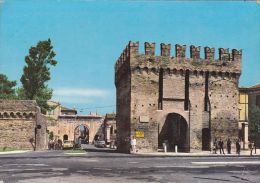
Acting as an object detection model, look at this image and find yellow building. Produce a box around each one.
[46,101,77,120]
[238,88,249,149]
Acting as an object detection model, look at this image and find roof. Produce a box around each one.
[250,84,260,89]
[239,84,260,92]
[58,114,103,120]
[61,106,77,112]
[105,113,116,120]
[0,100,37,112]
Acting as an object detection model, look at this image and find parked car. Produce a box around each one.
[62,140,74,149]
[94,140,106,148]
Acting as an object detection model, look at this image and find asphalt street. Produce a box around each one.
[0,146,260,183]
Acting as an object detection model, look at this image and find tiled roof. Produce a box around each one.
[250,84,260,89]
[105,113,116,119]
[61,106,77,112]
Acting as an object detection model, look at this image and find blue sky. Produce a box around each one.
[0,0,260,114]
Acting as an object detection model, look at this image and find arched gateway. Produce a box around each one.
[74,124,89,146]
[159,113,189,152]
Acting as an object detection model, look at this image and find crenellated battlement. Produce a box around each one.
[115,41,242,75]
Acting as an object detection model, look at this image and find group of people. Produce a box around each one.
[213,138,256,156]
[48,139,63,150]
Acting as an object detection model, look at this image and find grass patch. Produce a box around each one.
[0,147,20,152]
[64,149,86,154]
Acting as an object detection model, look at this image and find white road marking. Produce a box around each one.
[192,161,260,165]
[128,162,139,164]
[154,165,209,168]
[93,168,112,171]
[6,164,48,167]
[51,168,68,171]
[81,159,99,162]
[0,167,68,172]
[77,170,89,173]
[0,180,4,183]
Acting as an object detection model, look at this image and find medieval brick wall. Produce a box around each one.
[0,100,47,150]
[115,41,242,153]
[115,45,132,153]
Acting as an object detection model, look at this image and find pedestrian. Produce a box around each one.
[227,138,231,154]
[249,141,254,156]
[131,136,137,153]
[213,139,217,154]
[218,138,225,154]
[236,139,241,155]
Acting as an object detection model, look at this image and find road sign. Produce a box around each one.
[135,130,144,138]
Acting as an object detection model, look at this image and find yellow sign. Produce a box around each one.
[135,131,144,138]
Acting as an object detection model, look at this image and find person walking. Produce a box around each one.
[236,139,241,155]
[213,139,218,154]
[249,141,254,156]
[218,138,225,154]
[131,136,137,153]
[227,138,231,154]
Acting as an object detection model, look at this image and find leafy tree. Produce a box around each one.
[249,105,260,140]
[49,131,54,141]
[0,74,17,99]
[20,39,57,114]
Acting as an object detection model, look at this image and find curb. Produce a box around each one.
[134,153,260,158]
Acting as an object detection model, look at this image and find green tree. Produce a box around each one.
[20,39,57,114]
[249,105,260,140]
[49,131,54,141]
[0,74,17,99]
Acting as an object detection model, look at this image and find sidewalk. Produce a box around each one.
[135,149,260,157]
[0,150,30,155]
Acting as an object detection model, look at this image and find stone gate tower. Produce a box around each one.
[115,41,242,153]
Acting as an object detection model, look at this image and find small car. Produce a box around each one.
[94,140,106,148]
[62,140,74,149]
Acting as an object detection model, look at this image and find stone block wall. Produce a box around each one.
[36,110,48,150]
[0,100,47,150]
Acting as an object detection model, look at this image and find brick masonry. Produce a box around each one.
[115,41,242,153]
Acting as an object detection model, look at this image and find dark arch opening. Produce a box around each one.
[63,134,68,141]
[159,113,189,152]
[202,128,210,151]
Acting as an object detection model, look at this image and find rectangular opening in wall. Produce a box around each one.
[184,70,189,111]
[204,71,209,111]
[158,68,163,110]
[256,95,260,108]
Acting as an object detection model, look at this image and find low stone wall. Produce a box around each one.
[0,100,47,150]
[0,118,35,150]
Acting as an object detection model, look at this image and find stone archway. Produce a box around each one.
[74,124,89,146]
[159,113,189,152]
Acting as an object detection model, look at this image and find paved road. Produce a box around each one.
[0,146,260,183]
